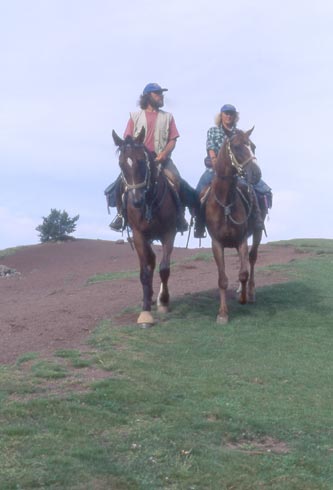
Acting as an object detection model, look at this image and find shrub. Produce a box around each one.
[36,209,79,243]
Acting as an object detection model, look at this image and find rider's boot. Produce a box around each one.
[176,208,189,234]
[194,214,206,238]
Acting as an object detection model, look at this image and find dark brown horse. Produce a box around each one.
[204,127,266,324]
[112,128,178,327]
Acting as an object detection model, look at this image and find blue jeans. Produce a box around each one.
[196,170,251,197]
[196,169,272,205]
[196,169,214,194]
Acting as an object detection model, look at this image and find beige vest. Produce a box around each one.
[130,110,173,154]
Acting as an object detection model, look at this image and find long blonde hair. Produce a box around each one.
[214,112,239,127]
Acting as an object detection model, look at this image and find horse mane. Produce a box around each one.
[123,135,136,144]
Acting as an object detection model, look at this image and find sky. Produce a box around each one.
[1,0,333,251]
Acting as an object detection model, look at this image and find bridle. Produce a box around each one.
[119,143,167,222]
[120,146,152,192]
[226,138,257,177]
[214,136,256,225]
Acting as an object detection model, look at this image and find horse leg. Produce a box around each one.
[157,234,175,313]
[248,230,262,303]
[237,240,249,305]
[133,232,156,327]
[212,239,229,324]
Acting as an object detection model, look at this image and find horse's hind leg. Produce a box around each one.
[157,235,175,313]
[212,239,229,324]
[248,230,261,303]
[157,281,169,313]
[237,240,249,305]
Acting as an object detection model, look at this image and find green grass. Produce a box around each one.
[86,270,139,284]
[183,251,214,262]
[269,238,333,255]
[0,239,332,489]
[0,245,24,259]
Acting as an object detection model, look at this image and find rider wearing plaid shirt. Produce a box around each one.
[196,104,271,233]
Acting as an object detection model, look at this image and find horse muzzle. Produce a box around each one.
[128,189,145,209]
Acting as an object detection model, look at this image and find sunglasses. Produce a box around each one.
[223,111,236,116]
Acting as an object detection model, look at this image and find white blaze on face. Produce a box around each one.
[245,143,257,164]
[127,157,134,167]
[246,143,255,158]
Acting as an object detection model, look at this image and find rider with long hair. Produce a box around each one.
[105,83,200,235]
[196,104,272,233]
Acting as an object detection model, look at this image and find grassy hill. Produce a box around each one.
[0,239,332,489]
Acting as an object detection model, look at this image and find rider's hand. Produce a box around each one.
[155,151,167,163]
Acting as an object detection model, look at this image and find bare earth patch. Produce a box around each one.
[225,436,290,455]
[0,239,311,365]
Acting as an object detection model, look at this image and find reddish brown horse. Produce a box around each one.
[204,128,266,324]
[112,128,178,327]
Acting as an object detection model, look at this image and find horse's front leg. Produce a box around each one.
[237,240,249,305]
[157,234,175,313]
[212,239,229,324]
[133,232,156,327]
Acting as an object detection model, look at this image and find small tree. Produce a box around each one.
[36,209,80,243]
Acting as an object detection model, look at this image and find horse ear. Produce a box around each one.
[112,130,124,147]
[135,126,146,144]
[246,126,255,138]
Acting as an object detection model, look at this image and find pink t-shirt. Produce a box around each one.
[123,110,180,153]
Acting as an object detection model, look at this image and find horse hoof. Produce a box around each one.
[216,314,228,325]
[139,323,154,329]
[137,311,155,327]
[157,304,169,314]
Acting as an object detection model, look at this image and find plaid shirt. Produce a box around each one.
[206,125,236,154]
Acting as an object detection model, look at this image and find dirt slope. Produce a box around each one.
[0,239,308,364]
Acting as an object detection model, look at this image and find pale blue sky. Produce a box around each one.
[1,0,332,249]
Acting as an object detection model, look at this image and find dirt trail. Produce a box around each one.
[0,239,307,364]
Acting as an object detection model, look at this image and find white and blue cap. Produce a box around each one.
[143,83,168,95]
[220,104,237,113]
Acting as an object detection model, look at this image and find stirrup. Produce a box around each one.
[109,213,123,232]
[194,223,206,238]
[194,228,206,239]
[193,216,206,239]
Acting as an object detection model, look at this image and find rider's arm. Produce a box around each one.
[206,127,218,168]
[155,138,177,163]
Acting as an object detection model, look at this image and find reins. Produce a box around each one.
[214,187,253,226]
[213,137,255,225]
[121,149,151,192]
[226,138,257,177]
[120,144,168,222]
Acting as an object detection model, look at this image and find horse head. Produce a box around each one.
[224,127,261,183]
[112,128,154,209]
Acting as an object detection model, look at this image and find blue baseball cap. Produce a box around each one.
[143,83,168,94]
[221,104,237,113]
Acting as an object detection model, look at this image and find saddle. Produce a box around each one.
[162,170,185,215]
[115,167,185,228]
[162,168,180,193]
[199,179,272,215]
